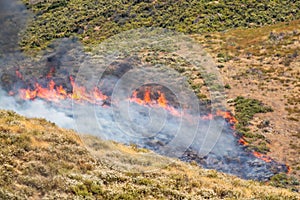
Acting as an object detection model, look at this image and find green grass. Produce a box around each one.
[234,96,273,127]
[233,96,273,153]
[20,0,300,53]
[270,173,300,191]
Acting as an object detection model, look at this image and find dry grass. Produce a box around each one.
[0,109,299,199]
[192,20,300,189]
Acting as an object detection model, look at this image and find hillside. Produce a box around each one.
[20,0,300,52]
[0,0,299,198]
[192,20,300,187]
[0,110,299,199]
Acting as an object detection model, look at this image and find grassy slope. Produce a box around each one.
[20,0,300,52]
[0,109,299,199]
[4,0,299,194]
[192,20,300,188]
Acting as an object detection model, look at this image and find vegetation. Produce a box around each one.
[20,0,300,52]
[192,20,300,187]
[1,0,299,196]
[233,96,273,153]
[270,173,299,192]
[234,96,273,127]
[0,110,299,199]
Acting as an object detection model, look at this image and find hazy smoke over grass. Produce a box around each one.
[0,1,290,181]
[0,89,75,128]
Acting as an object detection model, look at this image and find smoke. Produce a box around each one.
[0,0,30,55]
[0,3,290,180]
[0,88,75,129]
[0,83,289,180]
[0,3,83,131]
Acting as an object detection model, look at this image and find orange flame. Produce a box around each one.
[14,72,290,170]
[128,89,181,117]
[144,89,151,104]
[57,85,67,96]
[18,76,108,106]
[130,91,144,105]
[238,138,249,146]
[252,151,272,163]
[70,76,108,105]
[200,111,238,130]
[93,87,108,101]
[157,91,167,108]
[15,70,23,79]
[19,89,37,100]
[216,110,238,128]
[286,165,292,173]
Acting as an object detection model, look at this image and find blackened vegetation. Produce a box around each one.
[0,38,84,96]
[0,50,289,182]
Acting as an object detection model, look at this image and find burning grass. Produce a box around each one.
[0,110,299,199]
[3,65,290,180]
[1,0,299,193]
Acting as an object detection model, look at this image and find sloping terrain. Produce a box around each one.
[20,0,300,52]
[192,21,300,188]
[0,0,299,196]
[0,110,299,199]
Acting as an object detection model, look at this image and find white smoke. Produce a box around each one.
[0,89,75,129]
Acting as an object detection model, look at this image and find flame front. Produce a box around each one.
[252,151,273,163]
[144,89,151,104]
[12,70,288,169]
[238,138,249,146]
[17,76,108,105]
[129,89,181,117]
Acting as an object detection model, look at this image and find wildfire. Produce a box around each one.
[144,89,151,104]
[216,110,238,124]
[131,91,145,105]
[15,70,23,79]
[6,68,291,178]
[157,91,167,108]
[252,151,273,163]
[129,88,181,117]
[19,88,37,100]
[17,75,108,106]
[287,165,292,174]
[238,138,249,146]
[19,81,68,102]
[69,76,108,105]
[200,110,238,130]
[199,111,281,165]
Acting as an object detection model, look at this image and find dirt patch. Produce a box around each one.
[193,21,300,187]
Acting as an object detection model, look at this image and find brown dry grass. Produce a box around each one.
[0,109,299,199]
[193,20,300,190]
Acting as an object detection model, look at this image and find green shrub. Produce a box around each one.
[20,0,300,52]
